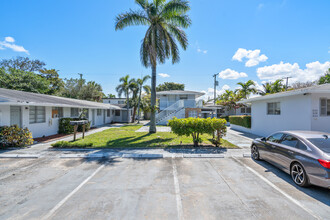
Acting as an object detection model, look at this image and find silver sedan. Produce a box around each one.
[251,131,330,188]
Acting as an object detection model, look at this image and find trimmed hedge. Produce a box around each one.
[0,125,34,148]
[59,118,91,134]
[219,116,229,122]
[168,117,227,147]
[229,115,251,128]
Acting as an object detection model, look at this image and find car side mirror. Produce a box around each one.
[261,137,266,142]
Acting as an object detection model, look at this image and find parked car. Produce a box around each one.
[251,131,330,188]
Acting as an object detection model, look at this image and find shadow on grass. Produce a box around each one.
[252,159,330,206]
[105,134,174,148]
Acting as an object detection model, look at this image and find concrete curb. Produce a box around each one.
[0,154,39,158]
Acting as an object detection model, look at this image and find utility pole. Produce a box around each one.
[213,74,218,105]
[283,76,292,91]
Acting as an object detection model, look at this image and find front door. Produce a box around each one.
[10,106,21,127]
[92,109,95,126]
[103,110,106,124]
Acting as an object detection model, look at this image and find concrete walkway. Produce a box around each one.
[223,127,261,149]
[135,126,171,132]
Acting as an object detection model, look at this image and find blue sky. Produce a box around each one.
[1,0,329,99]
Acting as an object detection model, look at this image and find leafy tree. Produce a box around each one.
[156,82,185,91]
[216,90,242,114]
[115,0,191,133]
[0,68,50,93]
[39,68,64,95]
[61,77,103,102]
[80,81,103,102]
[105,93,116,98]
[116,75,136,123]
[318,68,330,85]
[0,56,45,72]
[236,80,257,99]
[291,81,316,89]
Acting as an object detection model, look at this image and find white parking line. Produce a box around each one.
[172,158,184,220]
[232,157,321,220]
[42,163,106,220]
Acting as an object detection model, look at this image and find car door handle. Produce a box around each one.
[288,150,294,154]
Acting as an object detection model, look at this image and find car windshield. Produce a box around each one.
[307,138,330,153]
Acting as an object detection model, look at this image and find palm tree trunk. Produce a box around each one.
[126,91,130,123]
[149,65,157,133]
[137,84,142,123]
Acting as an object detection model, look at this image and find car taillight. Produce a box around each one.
[318,159,330,169]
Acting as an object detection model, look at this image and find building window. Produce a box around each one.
[71,108,79,117]
[52,107,63,118]
[29,106,46,124]
[320,98,330,116]
[107,109,110,117]
[97,109,102,116]
[118,101,125,104]
[267,102,281,115]
[179,95,188,100]
[115,110,120,116]
[188,110,198,118]
[240,107,251,114]
[81,108,89,119]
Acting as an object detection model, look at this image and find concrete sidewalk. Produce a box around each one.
[223,127,261,149]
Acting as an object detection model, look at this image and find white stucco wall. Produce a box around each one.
[250,94,312,137]
[310,93,330,133]
[0,105,113,138]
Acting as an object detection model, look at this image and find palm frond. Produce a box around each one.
[115,10,150,30]
[161,0,190,16]
[165,24,188,49]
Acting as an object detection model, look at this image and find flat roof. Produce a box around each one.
[0,88,117,109]
[238,83,330,104]
[156,90,205,97]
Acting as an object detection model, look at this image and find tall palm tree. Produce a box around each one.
[115,0,191,133]
[236,80,257,99]
[116,75,136,123]
[137,75,151,123]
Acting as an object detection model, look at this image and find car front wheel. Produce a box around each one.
[291,163,309,187]
[251,145,260,160]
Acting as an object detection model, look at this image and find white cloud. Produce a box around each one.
[197,48,207,54]
[257,61,330,83]
[232,48,268,67]
[0,37,29,54]
[158,73,170,78]
[219,68,248,80]
[201,85,231,101]
[5,36,15,43]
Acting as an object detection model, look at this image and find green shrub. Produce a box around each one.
[58,118,91,134]
[0,125,34,148]
[229,115,251,128]
[51,140,93,148]
[220,116,229,122]
[168,117,227,147]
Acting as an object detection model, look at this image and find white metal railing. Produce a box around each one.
[156,100,184,122]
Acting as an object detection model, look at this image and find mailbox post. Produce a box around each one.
[69,120,88,141]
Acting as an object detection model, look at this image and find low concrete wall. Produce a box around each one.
[230,124,253,134]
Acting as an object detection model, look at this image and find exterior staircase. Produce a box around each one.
[155,100,185,125]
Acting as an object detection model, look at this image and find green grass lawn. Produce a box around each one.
[52,125,238,149]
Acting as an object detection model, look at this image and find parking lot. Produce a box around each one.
[0,156,329,220]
